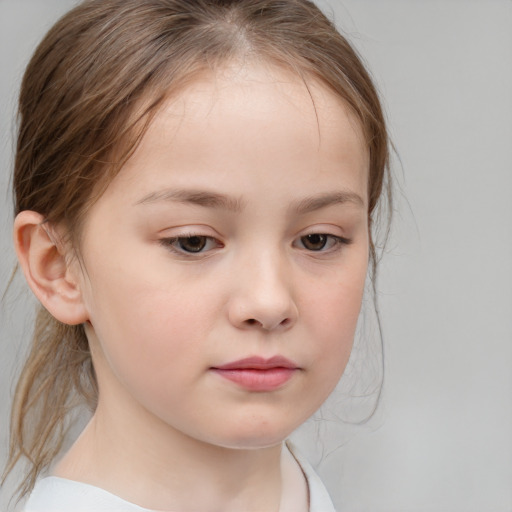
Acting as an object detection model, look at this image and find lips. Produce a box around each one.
[211,356,299,391]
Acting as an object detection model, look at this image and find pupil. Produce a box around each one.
[303,234,327,250]
[179,236,206,252]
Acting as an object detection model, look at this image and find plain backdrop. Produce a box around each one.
[1,1,511,511]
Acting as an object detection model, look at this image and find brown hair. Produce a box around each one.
[4,0,390,499]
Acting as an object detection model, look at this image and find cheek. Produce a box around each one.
[309,288,362,364]
[301,257,367,389]
[82,259,217,390]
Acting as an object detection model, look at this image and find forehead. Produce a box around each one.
[157,61,366,148]
[107,61,369,204]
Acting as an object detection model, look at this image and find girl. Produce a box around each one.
[4,0,390,510]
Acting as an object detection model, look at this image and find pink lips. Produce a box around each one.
[211,356,299,392]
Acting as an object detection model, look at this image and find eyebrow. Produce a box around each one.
[291,191,365,214]
[135,188,244,213]
[135,188,365,213]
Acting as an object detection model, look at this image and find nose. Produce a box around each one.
[227,251,298,332]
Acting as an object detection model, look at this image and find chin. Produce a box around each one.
[203,418,302,451]
[214,436,288,451]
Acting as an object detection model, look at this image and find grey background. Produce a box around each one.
[1,1,511,511]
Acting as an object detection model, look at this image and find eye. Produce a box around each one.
[301,234,329,251]
[295,233,351,252]
[160,235,221,254]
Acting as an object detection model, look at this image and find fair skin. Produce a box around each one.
[14,62,369,511]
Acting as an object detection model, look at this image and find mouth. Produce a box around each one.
[211,356,300,392]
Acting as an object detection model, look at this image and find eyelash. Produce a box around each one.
[159,235,222,256]
[159,233,352,256]
[293,233,352,252]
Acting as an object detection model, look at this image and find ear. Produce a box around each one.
[13,211,89,325]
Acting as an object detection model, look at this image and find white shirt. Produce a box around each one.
[24,442,336,512]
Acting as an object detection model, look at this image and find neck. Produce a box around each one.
[54,398,283,512]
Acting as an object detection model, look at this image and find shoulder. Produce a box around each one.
[23,477,153,512]
[286,441,337,512]
[24,448,336,512]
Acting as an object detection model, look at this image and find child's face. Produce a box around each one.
[76,63,369,448]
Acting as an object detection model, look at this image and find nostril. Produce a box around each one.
[244,317,292,330]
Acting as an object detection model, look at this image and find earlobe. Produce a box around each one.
[13,211,89,325]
